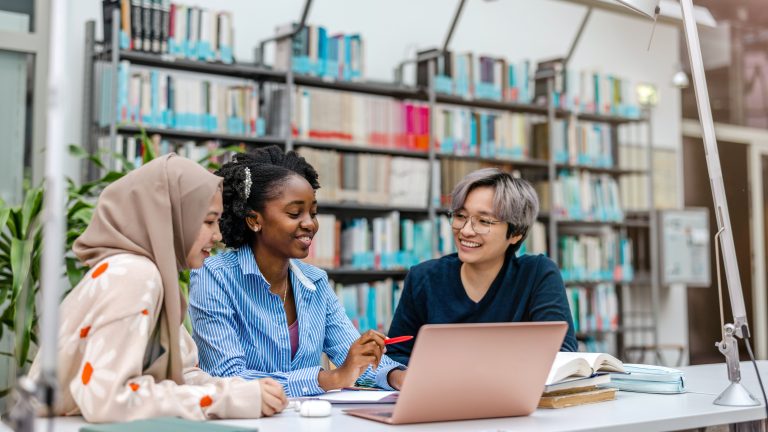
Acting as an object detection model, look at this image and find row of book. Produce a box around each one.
[415,50,641,118]
[102,0,234,63]
[559,69,641,118]
[531,121,614,169]
[98,134,233,172]
[416,50,534,103]
[304,213,434,271]
[537,172,624,222]
[292,87,430,151]
[434,107,538,160]
[275,23,364,81]
[99,61,263,136]
[566,284,619,334]
[298,148,431,209]
[333,279,403,334]
[546,121,613,168]
[559,233,634,282]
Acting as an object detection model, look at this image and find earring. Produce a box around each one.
[253,226,261,233]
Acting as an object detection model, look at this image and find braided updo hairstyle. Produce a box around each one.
[215,146,320,249]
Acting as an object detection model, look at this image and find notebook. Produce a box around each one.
[317,390,399,404]
[605,363,686,394]
[344,321,568,424]
[79,417,257,432]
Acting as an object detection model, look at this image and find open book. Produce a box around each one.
[546,352,625,386]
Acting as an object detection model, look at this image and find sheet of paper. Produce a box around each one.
[316,390,399,404]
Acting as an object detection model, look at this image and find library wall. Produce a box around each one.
[63,0,682,169]
[61,0,689,357]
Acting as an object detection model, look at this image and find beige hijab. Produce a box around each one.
[73,153,221,384]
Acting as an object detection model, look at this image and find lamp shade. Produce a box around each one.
[614,0,660,18]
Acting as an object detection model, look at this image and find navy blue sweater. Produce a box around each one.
[387,252,578,365]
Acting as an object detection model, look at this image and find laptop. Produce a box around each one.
[345,321,567,425]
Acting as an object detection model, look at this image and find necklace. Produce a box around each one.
[281,278,289,304]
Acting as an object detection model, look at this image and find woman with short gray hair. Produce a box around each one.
[387,168,577,366]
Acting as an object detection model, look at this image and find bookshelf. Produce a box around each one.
[85,8,659,355]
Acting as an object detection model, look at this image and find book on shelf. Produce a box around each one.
[538,387,617,409]
[275,22,363,81]
[291,86,429,151]
[546,351,625,386]
[297,147,430,208]
[416,49,533,102]
[532,120,613,168]
[332,279,403,334]
[434,106,536,160]
[558,232,633,282]
[536,171,623,222]
[101,1,234,63]
[97,60,264,137]
[101,134,230,171]
[566,284,619,334]
[303,212,432,271]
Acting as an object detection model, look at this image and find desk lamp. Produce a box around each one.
[613,0,761,407]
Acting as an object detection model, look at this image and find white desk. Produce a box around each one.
[32,361,768,432]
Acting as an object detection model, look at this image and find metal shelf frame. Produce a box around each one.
[85,3,659,354]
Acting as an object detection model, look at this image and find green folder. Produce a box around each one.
[79,417,258,432]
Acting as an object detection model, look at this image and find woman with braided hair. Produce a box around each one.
[189,146,406,397]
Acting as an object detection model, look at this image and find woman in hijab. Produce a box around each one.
[28,154,287,423]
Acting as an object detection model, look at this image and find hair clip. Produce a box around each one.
[241,167,252,201]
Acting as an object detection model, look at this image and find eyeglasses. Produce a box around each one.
[448,211,505,235]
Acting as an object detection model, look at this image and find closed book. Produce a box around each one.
[538,387,616,409]
[543,372,611,394]
[605,363,686,394]
[79,417,257,432]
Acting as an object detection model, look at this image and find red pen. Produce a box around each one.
[384,335,414,345]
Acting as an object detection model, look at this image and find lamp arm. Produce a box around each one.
[679,0,750,336]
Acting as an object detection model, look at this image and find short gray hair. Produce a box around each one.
[450,168,539,241]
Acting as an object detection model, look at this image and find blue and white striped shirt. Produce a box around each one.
[189,246,404,397]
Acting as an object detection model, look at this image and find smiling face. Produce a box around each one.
[249,174,318,260]
[186,190,223,269]
[453,186,521,266]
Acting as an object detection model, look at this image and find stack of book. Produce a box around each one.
[540,352,624,409]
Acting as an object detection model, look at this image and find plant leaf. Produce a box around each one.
[10,239,32,305]
[20,188,43,238]
[69,144,106,170]
[139,129,157,164]
[16,275,36,367]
